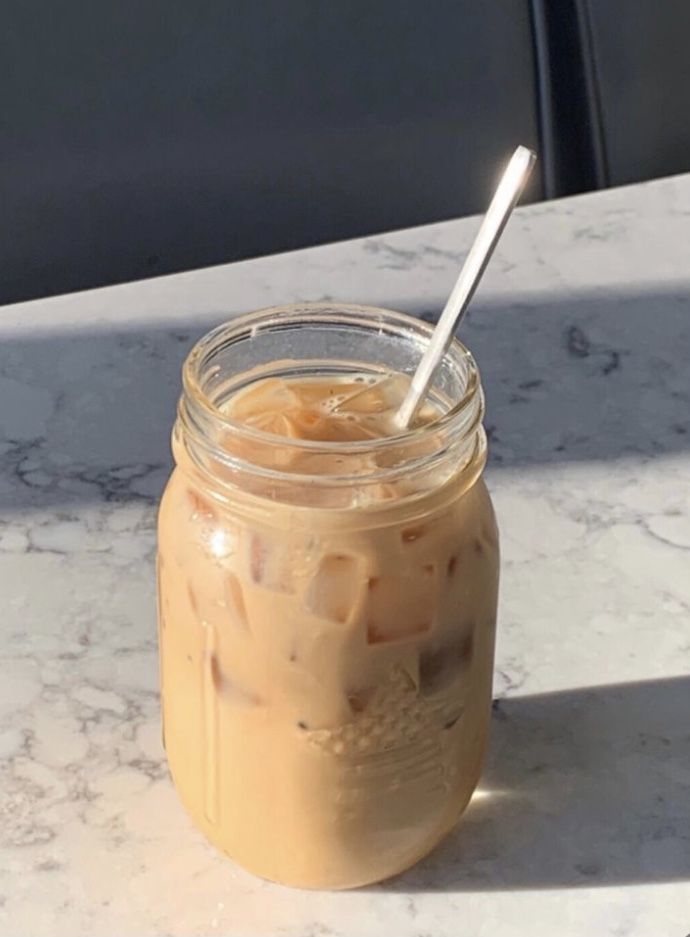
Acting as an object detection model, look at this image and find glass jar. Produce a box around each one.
[157,304,499,889]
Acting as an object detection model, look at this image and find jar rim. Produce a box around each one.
[181,303,483,459]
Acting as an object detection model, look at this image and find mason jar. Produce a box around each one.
[157,304,499,888]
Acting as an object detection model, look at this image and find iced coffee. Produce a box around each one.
[157,305,499,888]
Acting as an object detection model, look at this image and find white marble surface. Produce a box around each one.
[1,174,690,937]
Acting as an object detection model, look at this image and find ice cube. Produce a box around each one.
[347,686,376,715]
[249,533,268,584]
[305,554,362,624]
[186,488,216,520]
[248,532,293,593]
[366,567,436,644]
[419,631,474,696]
[209,654,261,706]
[247,410,304,439]
[368,620,431,645]
[227,378,298,420]
[225,572,249,629]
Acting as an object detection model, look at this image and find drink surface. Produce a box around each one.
[158,369,499,888]
[223,371,437,441]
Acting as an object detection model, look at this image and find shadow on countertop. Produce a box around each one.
[0,285,689,511]
[376,674,690,891]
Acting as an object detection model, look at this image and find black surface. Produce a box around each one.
[576,0,690,186]
[531,0,606,195]
[2,1,542,305]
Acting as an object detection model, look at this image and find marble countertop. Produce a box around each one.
[1,174,689,937]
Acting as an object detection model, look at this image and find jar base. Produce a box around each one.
[169,762,480,890]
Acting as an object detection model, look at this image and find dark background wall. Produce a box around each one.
[2,1,542,305]
[2,1,690,306]
[576,0,690,187]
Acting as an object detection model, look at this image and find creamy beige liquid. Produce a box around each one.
[158,371,499,888]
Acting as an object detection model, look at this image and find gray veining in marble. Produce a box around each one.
[1,174,689,936]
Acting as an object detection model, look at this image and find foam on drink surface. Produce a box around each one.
[222,372,439,442]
